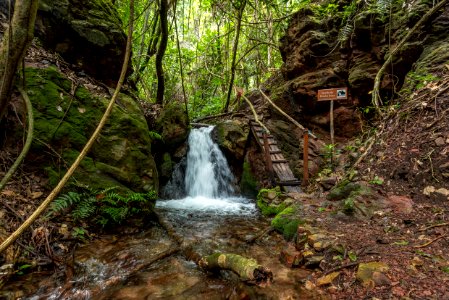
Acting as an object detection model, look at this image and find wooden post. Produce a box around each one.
[330,100,335,168]
[263,132,274,186]
[302,129,309,186]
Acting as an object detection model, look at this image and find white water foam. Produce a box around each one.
[157,126,256,215]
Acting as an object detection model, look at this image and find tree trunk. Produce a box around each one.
[0,0,39,121]
[155,0,169,105]
[223,0,246,112]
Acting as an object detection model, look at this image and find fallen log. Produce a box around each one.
[198,253,273,285]
[155,210,273,285]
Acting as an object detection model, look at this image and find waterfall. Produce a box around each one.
[157,126,255,215]
[185,126,235,198]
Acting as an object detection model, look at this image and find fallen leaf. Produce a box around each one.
[1,190,16,197]
[31,191,43,199]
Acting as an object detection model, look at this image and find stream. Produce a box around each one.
[1,127,320,299]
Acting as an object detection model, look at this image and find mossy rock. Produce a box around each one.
[327,180,362,201]
[271,206,303,241]
[256,187,285,216]
[155,101,189,152]
[212,120,249,162]
[24,67,157,193]
[240,161,258,198]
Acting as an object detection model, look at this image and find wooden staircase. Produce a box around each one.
[249,120,301,193]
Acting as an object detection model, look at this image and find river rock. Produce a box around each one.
[35,0,131,86]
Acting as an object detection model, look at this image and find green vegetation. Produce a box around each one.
[271,206,303,240]
[256,187,284,216]
[47,186,157,227]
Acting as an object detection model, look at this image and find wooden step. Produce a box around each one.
[272,159,288,164]
[277,180,301,186]
[269,150,282,154]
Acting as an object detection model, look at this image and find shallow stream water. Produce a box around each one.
[1,127,321,299]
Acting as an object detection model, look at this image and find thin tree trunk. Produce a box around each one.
[132,13,160,87]
[0,0,39,121]
[223,0,246,112]
[174,0,189,121]
[155,0,169,105]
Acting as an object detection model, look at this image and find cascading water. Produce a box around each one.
[157,126,255,214]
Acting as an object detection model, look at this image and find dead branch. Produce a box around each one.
[246,226,274,244]
[258,88,318,139]
[241,94,269,133]
[419,222,449,232]
[413,235,446,248]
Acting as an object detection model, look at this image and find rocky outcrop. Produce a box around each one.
[24,66,157,192]
[35,0,130,86]
[271,1,448,136]
[212,120,249,162]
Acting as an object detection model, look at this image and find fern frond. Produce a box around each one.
[48,192,81,215]
[72,197,96,220]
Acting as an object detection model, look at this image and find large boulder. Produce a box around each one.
[212,120,249,162]
[24,66,157,192]
[35,0,131,86]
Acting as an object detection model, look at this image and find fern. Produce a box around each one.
[71,197,96,220]
[48,192,81,215]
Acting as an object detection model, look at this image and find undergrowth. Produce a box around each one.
[47,186,157,227]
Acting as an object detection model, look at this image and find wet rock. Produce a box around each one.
[386,195,414,214]
[356,262,389,288]
[155,102,189,153]
[316,271,341,287]
[267,191,277,200]
[279,244,303,267]
[212,120,249,162]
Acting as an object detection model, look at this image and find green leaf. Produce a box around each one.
[348,251,357,262]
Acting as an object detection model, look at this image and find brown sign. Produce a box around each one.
[317,87,348,101]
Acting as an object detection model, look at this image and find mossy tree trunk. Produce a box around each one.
[0,0,39,121]
[155,0,168,105]
[199,252,273,285]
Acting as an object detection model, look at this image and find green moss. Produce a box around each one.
[271,206,303,240]
[23,66,158,192]
[240,161,258,198]
[327,180,361,201]
[256,187,284,216]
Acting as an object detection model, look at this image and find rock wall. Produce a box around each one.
[270,0,448,136]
